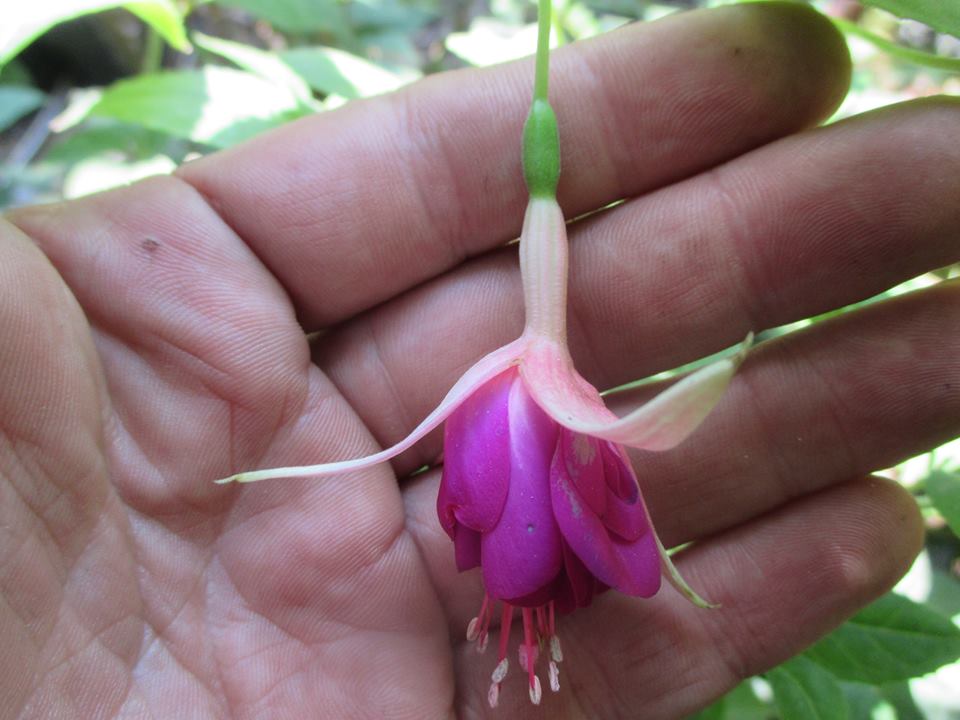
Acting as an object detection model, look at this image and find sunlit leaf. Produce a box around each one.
[0,0,189,69]
[46,121,175,164]
[686,681,774,720]
[860,0,960,37]
[805,593,960,684]
[214,0,347,35]
[91,66,311,148]
[193,32,317,108]
[768,656,849,720]
[281,46,415,98]
[0,59,33,85]
[928,469,960,537]
[348,0,434,32]
[445,18,557,67]
[63,153,176,198]
[0,85,44,132]
[833,18,960,73]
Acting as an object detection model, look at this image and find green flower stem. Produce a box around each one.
[522,0,561,198]
[534,0,552,102]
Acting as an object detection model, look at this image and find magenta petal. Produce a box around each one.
[453,524,481,571]
[438,369,514,533]
[561,541,595,610]
[599,445,651,542]
[550,443,661,597]
[481,378,563,600]
[555,430,607,517]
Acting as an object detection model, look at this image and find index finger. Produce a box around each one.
[176,2,849,330]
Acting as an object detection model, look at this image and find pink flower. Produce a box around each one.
[219,197,749,706]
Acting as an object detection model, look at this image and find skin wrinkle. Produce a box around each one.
[0,540,58,650]
[362,315,419,464]
[135,524,218,638]
[700,165,766,335]
[0,439,105,582]
[788,344,863,480]
[23,600,137,717]
[390,90,476,272]
[698,543,775,684]
[731,365,806,509]
[573,47,628,197]
[210,536,429,714]
[217,491,410,625]
[130,627,227,717]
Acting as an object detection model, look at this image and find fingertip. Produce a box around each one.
[713,0,852,129]
[849,474,925,583]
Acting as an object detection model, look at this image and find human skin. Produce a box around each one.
[1,2,956,717]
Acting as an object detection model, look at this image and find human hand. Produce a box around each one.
[2,3,954,717]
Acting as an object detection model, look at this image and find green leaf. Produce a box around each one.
[860,0,960,37]
[192,32,316,108]
[0,59,33,86]
[686,697,725,720]
[805,593,960,684]
[833,18,960,73]
[62,153,176,199]
[348,0,434,32]
[0,0,189,69]
[45,121,176,164]
[768,656,849,720]
[281,46,414,98]
[839,682,886,720]
[685,681,772,720]
[928,469,960,536]
[0,85,44,132]
[91,66,310,148]
[125,1,191,51]
[214,0,347,35]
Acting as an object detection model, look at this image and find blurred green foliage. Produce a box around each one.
[1,0,959,717]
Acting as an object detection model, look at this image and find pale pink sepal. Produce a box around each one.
[216,337,529,484]
[656,533,718,609]
[519,334,753,452]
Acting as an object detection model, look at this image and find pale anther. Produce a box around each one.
[529,675,542,705]
[488,682,500,709]
[491,658,509,683]
[549,661,560,692]
[550,634,563,662]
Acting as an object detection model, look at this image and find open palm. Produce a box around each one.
[3,4,957,718]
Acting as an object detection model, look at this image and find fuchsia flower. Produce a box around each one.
[219,196,749,705]
[218,1,749,704]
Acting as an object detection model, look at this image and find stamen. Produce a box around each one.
[522,607,537,692]
[491,658,509,684]
[499,604,514,662]
[550,635,563,663]
[529,674,542,705]
[466,616,480,642]
[488,682,500,709]
[536,606,547,636]
[471,596,567,705]
[469,593,494,653]
[518,644,539,672]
